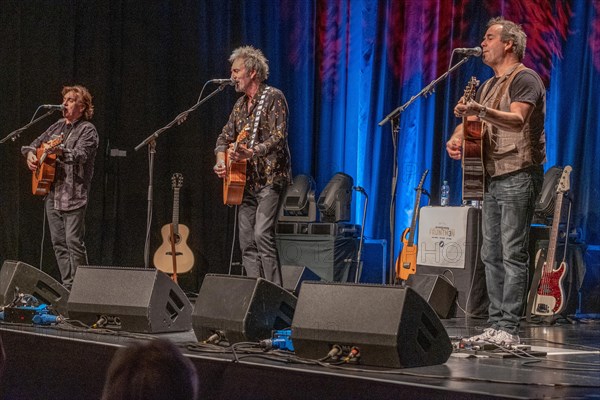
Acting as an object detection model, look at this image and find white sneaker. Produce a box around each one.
[467,328,497,342]
[488,330,520,346]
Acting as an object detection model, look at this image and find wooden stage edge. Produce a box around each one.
[1,316,600,400]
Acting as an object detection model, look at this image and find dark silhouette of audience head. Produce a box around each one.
[101,339,199,400]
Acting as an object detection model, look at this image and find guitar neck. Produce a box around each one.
[406,193,421,246]
[172,188,180,233]
[545,192,565,271]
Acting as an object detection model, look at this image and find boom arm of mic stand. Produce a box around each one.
[0,109,59,144]
[135,83,227,268]
[134,84,227,151]
[378,55,472,126]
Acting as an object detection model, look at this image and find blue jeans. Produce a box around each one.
[481,166,543,335]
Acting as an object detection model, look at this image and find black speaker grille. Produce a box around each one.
[291,282,452,368]
[66,266,192,333]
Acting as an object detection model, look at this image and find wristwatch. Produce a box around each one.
[478,105,488,119]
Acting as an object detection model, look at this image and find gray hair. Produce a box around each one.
[487,17,527,61]
[229,46,270,82]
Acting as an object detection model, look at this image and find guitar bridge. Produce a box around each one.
[535,303,550,314]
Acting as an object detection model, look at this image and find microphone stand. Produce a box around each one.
[378,54,473,284]
[135,82,229,269]
[352,187,368,283]
[0,109,60,144]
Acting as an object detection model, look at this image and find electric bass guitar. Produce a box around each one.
[395,169,428,281]
[154,173,194,280]
[32,134,64,196]
[223,127,250,205]
[461,77,485,201]
[531,166,572,316]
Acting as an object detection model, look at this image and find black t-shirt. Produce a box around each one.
[476,69,545,137]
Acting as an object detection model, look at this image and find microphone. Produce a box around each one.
[454,47,482,57]
[41,104,64,110]
[353,186,366,193]
[209,78,234,86]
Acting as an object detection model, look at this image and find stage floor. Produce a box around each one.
[1,316,599,400]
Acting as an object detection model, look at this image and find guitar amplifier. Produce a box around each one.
[416,206,488,317]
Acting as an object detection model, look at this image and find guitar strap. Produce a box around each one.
[479,63,524,108]
[245,85,271,180]
[248,85,271,149]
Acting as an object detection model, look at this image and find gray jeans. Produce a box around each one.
[238,184,286,286]
[45,198,88,289]
[481,165,543,335]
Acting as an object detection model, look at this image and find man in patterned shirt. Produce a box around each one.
[213,46,292,286]
[22,85,99,289]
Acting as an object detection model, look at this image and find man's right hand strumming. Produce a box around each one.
[26,151,38,171]
[213,153,226,179]
[446,137,462,160]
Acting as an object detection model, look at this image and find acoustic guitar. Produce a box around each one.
[223,127,249,205]
[395,169,428,281]
[531,166,572,316]
[461,77,485,201]
[32,134,64,196]
[154,173,194,280]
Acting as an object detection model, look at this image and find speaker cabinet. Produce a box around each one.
[291,282,452,368]
[281,265,320,294]
[192,274,297,344]
[406,274,458,319]
[0,260,70,317]
[417,206,488,317]
[67,266,192,333]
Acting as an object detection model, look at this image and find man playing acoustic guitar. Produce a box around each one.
[22,85,99,290]
[213,46,292,286]
[446,18,546,346]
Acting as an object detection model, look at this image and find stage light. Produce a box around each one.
[279,175,317,222]
[317,172,353,222]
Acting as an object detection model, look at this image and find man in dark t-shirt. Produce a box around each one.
[446,18,546,346]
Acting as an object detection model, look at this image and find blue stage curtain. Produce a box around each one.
[225,0,598,270]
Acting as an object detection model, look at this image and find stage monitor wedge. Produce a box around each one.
[0,260,70,317]
[192,274,297,344]
[291,282,452,368]
[67,266,192,333]
[406,274,458,319]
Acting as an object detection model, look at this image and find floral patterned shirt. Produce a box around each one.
[215,83,292,192]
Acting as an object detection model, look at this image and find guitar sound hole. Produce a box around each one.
[169,234,182,245]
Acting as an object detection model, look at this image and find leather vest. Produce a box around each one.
[479,63,546,177]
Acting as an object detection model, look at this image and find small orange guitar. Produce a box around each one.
[32,134,64,196]
[395,169,428,281]
[461,77,485,201]
[223,127,249,205]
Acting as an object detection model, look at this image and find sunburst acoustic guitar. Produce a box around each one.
[32,134,64,196]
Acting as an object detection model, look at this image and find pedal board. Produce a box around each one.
[3,306,38,323]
